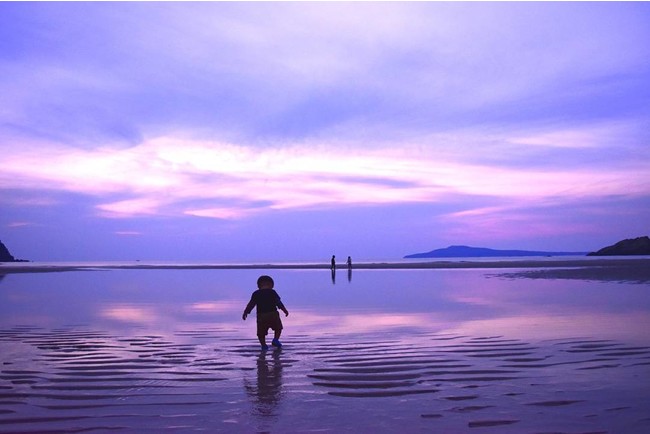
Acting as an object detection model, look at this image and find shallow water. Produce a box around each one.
[0,268,649,432]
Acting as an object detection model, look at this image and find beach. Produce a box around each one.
[0,259,649,432]
[3,1,649,432]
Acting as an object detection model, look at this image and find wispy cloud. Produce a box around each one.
[6,222,35,228]
[114,231,142,236]
[3,130,647,223]
[1,2,648,258]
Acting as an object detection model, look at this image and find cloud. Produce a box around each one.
[7,222,35,228]
[114,231,142,236]
[98,198,167,218]
[1,127,649,223]
[184,207,254,221]
[2,2,649,146]
[0,2,649,258]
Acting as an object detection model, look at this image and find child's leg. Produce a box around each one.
[271,327,283,347]
[257,319,269,348]
[273,312,283,341]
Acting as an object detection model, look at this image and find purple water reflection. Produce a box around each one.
[1,269,649,433]
[1,268,649,341]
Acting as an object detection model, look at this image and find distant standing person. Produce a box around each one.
[331,255,336,270]
[242,275,289,350]
[347,256,352,269]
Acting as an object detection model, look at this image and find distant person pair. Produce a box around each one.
[331,255,353,269]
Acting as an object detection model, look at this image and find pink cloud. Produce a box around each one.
[2,131,648,223]
[7,222,35,228]
[97,198,165,218]
[184,207,254,220]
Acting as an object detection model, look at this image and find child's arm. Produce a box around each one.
[242,296,256,320]
[276,296,289,317]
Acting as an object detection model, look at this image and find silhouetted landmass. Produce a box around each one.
[587,236,650,256]
[0,240,27,262]
[404,245,587,259]
[0,240,16,262]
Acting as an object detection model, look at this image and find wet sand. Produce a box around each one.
[1,262,649,432]
[494,262,650,283]
[1,326,649,433]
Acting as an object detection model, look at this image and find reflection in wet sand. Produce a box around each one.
[0,325,649,432]
[244,350,285,418]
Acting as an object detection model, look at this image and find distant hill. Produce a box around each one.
[587,236,650,256]
[404,245,587,259]
[0,240,16,262]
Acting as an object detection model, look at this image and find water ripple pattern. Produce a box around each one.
[1,327,649,432]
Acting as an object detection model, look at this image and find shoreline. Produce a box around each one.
[1,257,649,274]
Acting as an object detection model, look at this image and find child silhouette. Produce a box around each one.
[242,275,289,350]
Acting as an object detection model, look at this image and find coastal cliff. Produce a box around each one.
[587,236,650,256]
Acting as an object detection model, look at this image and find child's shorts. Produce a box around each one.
[256,311,283,337]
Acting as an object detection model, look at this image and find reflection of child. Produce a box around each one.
[242,275,289,350]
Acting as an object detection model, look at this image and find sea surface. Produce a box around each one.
[1,265,649,432]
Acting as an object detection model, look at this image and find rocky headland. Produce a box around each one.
[587,236,650,256]
[0,240,28,262]
[0,240,17,262]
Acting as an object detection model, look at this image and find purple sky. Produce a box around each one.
[1,2,649,262]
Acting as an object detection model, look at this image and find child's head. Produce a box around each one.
[257,275,274,289]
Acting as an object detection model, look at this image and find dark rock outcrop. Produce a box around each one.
[0,240,17,262]
[587,236,650,256]
[405,245,587,259]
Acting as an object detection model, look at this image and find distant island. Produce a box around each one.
[404,245,587,259]
[587,236,650,256]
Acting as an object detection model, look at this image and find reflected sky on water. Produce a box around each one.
[1,268,649,343]
[1,268,650,433]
